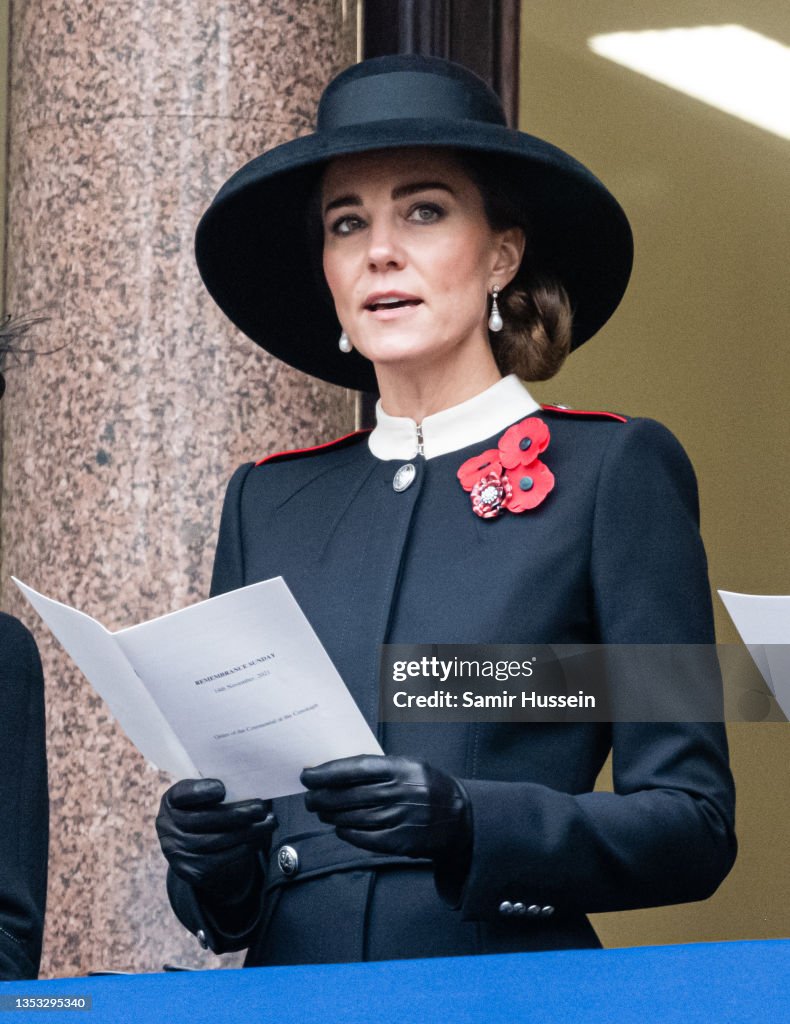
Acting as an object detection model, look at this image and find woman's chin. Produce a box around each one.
[356,336,441,371]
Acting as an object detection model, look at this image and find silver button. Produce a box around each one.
[276,845,299,877]
[393,463,416,492]
[512,902,526,915]
[527,904,541,916]
[498,901,514,916]
[541,905,555,917]
[196,929,208,950]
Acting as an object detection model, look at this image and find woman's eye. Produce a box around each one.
[408,203,443,224]
[330,214,365,236]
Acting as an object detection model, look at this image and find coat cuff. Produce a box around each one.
[452,777,566,923]
[453,748,735,925]
[166,866,264,954]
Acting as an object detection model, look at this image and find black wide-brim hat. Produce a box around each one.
[196,54,633,392]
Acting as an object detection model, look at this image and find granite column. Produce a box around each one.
[1,0,357,976]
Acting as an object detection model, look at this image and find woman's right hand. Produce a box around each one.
[156,778,277,900]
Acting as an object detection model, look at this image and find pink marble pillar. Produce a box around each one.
[1,0,358,976]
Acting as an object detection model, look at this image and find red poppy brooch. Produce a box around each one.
[457,417,555,519]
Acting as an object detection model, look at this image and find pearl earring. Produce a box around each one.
[338,329,352,353]
[488,286,503,333]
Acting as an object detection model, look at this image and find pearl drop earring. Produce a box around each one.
[338,329,352,353]
[488,286,503,333]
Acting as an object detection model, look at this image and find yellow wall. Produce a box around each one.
[519,0,789,946]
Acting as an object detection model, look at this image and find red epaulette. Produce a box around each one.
[541,404,628,424]
[255,428,371,467]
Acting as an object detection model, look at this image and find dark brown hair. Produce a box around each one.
[458,151,573,381]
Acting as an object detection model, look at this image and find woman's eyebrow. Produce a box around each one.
[323,180,456,215]
[323,193,361,215]
[392,181,455,199]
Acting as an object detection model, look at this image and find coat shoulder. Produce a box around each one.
[540,405,687,452]
[0,611,35,644]
[254,429,371,467]
[538,408,695,485]
[0,613,42,680]
[228,429,373,513]
[538,404,631,451]
[540,403,629,423]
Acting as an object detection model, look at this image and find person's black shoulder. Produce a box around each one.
[0,612,43,682]
[0,611,48,981]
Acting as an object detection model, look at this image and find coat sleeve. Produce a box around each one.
[210,462,256,599]
[165,462,269,954]
[452,418,737,922]
[0,615,48,980]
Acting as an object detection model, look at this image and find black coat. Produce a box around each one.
[0,613,48,979]
[167,406,736,964]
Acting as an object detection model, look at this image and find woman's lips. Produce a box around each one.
[368,302,422,321]
[364,293,423,320]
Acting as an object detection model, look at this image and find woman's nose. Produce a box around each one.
[366,221,405,271]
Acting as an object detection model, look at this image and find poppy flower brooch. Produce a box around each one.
[457,417,555,519]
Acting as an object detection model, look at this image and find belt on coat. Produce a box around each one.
[264,828,428,893]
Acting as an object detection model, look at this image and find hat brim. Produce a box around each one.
[195,118,634,392]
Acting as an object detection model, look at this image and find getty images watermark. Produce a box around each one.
[389,651,595,710]
[379,644,788,723]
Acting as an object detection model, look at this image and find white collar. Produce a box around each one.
[368,375,541,461]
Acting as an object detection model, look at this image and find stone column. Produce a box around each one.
[1,0,358,976]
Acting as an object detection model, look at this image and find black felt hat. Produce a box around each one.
[195,54,633,392]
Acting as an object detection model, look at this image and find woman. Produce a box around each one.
[0,318,49,979]
[156,55,736,964]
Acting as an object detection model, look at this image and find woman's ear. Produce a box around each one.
[492,227,526,287]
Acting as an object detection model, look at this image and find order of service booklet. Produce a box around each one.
[718,588,790,718]
[14,576,383,800]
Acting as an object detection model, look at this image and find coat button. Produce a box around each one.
[540,905,555,917]
[276,845,300,877]
[393,463,416,492]
[196,929,208,950]
[527,904,541,916]
[498,901,514,916]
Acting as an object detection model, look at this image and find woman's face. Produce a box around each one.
[321,148,523,379]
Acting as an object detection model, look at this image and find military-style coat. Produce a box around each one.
[167,375,736,964]
[0,613,48,980]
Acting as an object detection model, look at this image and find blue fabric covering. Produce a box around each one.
[0,941,787,1023]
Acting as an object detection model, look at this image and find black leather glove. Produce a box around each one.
[156,778,277,900]
[301,755,472,861]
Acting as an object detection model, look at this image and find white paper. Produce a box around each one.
[14,576,383,800]
[718,589,790,718]
[13,578,197,778]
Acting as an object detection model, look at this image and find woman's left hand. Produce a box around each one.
[301,755,472,860]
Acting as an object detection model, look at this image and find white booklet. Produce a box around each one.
[718,589,790,719]
[14,576,383,800]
